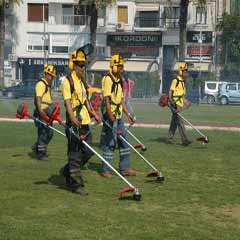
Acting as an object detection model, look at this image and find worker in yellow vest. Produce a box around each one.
[61,48,100,195]
[167,62,192,146]
[32,64,56,160]
[101,54,136,178]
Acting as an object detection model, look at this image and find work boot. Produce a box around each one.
[166,138,175,144]
[31,144,37,154]
[73,186,88,196]
[120,168,136,176]
[37,152,48,160]
[182,140,192,146]
[100,172,113,178]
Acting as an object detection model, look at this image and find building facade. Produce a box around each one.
[4,0,231,94]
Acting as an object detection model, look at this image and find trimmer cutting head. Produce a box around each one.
[156,176,165,183]
[196,136,209,144]
[120,187,141,201]
[146,170,160,177]
[147,171,165,183]
[134,144,147,152]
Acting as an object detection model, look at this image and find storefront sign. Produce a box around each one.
[17,58,69,67]
[187,31,213,43]
[107,32,162,47]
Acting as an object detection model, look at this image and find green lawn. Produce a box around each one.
[0,122,240,240]
[1,97,240,126]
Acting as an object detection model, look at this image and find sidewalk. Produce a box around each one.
[1,116,240,132]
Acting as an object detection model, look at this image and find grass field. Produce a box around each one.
[0,122,240,240]
[1,97,240,126]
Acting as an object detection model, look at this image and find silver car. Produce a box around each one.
[218,82,240,105]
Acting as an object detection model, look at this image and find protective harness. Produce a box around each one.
[104,72,123,117]
[66,75,87,122]
[172,76,185,106]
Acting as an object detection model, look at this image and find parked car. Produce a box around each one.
[203,81,227,104]
[218,82,240,105]
[1,81,35,98]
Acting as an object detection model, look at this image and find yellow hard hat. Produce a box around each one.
[178,62,188,76]
[68,49,87,70]
[44,64,56,77]
[110,54,124,68]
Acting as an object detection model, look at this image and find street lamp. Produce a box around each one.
[198,28,203,77]
[19,58,24,82]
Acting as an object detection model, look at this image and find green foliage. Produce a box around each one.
[192,73,215,88]
[217,14,240,59]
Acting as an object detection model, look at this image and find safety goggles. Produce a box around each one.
[74,62,86,68]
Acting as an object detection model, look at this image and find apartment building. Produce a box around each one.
[4,0,231,91]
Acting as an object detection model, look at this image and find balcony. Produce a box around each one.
[50,14,90,26]
[134,17,179,30]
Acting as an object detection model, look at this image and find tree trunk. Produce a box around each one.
[0,4,5,86]
[179,0,189,61]
[89,3,98,61]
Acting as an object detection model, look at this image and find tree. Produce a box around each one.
[0,0,22,86]
[217,13,240,62]
[179,0,206,61]
[79,0,115,60]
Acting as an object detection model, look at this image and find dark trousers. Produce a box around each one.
[62,124,93,190]
[34,111,53,157]
[168,111,188,143]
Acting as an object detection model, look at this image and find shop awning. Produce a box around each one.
[89,60,159,73]
[173,62,212,72]
[136,4,160,11]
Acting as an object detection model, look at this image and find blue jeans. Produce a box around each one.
[101,114,131,173]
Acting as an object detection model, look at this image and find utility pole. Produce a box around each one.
[198,27,202,78]
[43,3,47,64]
[0,3,5,86]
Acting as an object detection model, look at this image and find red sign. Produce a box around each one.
[111,46,159,57]
[187,45,213,56]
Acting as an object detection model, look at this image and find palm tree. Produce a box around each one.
[179,0,206,61]
[0,0,22,86]
[79,0,115,60]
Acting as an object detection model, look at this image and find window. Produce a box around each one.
[163,7,179,28]
[227,84,237,91]
[207,83,217,90]
[118,6,128,24]
[72,5,90,25]
[196,7,207,25]
[96,47,105,57]
[52,46,68,53]
[164,7,180,19]
[28,45,48,51]
[28,4,48,22]
[138,11,159,27]
[27,33,48,52]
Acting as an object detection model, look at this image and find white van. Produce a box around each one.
[204,81,227,104]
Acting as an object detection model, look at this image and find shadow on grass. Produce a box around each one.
[119,195,142,201]
[151,137,171,144]
[12,154,23,157]
[85,161,102,173]
[28,152,37,159]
